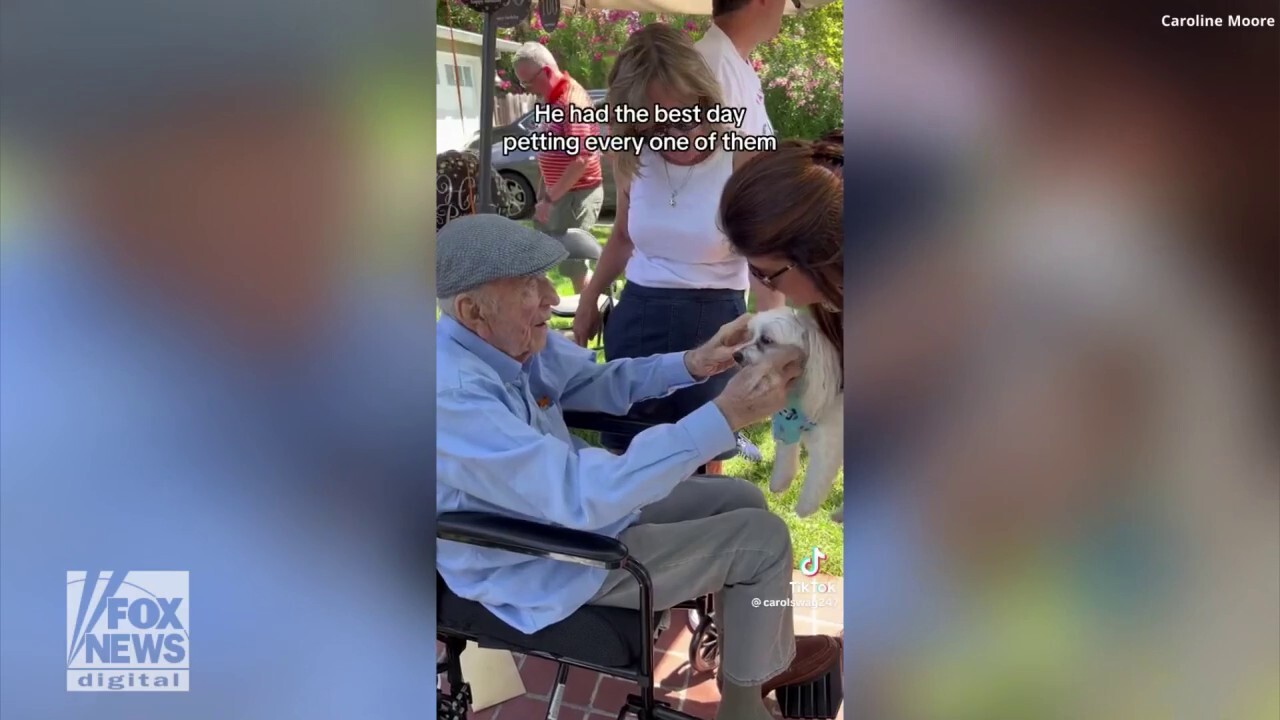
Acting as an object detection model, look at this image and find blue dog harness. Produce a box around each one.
[772,389,817,445]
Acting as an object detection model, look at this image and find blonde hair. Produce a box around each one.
[605,23,728,182]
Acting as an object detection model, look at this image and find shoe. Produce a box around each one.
[761,635,842,697]
[735,433,763,462]
[715,635,842,697]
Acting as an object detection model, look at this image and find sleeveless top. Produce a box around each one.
[624,148,749,291]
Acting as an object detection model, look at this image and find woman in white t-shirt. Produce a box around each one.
[572,23,759,468]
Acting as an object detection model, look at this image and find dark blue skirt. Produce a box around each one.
[601,281,746,451]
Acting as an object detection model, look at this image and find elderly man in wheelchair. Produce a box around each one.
[435,214,842,720]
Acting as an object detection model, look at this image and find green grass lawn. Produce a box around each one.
[538,220,845,576]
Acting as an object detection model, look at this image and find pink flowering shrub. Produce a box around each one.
[440,1,710,93]
[437,0,842,138]
[750,2,844,140]
[757,56,842,139]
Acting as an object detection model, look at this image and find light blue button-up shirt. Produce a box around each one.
[436,315,736,634]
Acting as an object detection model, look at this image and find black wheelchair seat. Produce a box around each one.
[438,578,657,670]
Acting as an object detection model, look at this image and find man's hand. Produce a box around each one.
[712,345,805,431]
[535,199,553,225]
[684,314,753,380]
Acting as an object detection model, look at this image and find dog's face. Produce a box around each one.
[734,309,810,368]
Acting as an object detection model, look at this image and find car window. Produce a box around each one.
[594,100,608,135]
[512,97,607,133]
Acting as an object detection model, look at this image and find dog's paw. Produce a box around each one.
[829,503,844,524]
[769,468,794,494]
[793,497,821,518]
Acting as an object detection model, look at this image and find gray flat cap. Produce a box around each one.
[437,214,569,298]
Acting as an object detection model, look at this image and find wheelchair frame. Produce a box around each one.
[437,512,696,720]
[436,412,700,720]
[436,412,842,720]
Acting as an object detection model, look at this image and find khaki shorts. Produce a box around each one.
[535,184,604,278]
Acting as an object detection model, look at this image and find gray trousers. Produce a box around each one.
[587,475,796,685]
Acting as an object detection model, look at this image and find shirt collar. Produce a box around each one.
[438,314,525,383]
[547,72,572,104]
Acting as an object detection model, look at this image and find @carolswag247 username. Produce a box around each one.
[751,597,837,608]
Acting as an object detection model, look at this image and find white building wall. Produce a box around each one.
[436,50,486,152]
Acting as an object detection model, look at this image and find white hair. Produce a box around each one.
[438,295,460,319]
[514,42,558,71]
[438,285,503,322]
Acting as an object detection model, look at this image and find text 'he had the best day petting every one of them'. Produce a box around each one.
[501,103,777,156]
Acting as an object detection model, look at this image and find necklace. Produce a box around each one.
[661,158,696,207]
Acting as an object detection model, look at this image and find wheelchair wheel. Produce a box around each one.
[687,594,714,632]
[688,616,721,675]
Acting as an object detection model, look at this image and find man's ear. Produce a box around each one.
[456,294,485,327]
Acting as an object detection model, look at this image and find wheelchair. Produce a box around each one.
[436,412,844,720]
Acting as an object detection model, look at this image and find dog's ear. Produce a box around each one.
[795,321,814,369]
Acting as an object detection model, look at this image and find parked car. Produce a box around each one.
[467,89,616,220]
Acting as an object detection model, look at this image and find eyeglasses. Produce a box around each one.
[515,67,549,87]
[649,117,701,136]
[646,101,708,136]
[749,263,795,290]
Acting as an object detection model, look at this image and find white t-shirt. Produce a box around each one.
[695,24,774,138]
[624,148,749,291]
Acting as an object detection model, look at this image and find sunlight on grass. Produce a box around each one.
[722,425,844,576]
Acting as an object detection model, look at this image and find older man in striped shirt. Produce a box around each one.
[514,42,604,294]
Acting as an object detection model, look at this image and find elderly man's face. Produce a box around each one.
[514,60,552,99]
[470,275,560,362]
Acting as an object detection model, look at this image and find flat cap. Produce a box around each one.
[436,214,569,298]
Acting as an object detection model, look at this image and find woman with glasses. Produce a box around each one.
[572,22,764,468]
[719,130,845,364]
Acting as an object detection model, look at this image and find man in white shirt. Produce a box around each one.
[696,0,789,311]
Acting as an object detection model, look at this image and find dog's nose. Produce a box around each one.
[732,350,745,364]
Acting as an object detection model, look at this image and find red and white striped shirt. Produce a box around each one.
[536,74,603,193]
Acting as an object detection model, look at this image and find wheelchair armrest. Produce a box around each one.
[438,511,628,570]
[563,411,657,439]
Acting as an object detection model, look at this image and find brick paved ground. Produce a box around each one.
[443,570,844,720]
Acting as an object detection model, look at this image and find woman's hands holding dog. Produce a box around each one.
[713,345,805,431]
[684,315,752,379]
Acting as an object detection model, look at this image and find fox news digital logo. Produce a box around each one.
[66,571,189,692]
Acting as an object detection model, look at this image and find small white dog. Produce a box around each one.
[735,308,843,522]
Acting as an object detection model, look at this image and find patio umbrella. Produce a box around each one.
[461,0,834,213]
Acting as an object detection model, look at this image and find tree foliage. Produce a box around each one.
[436,0,842,140]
